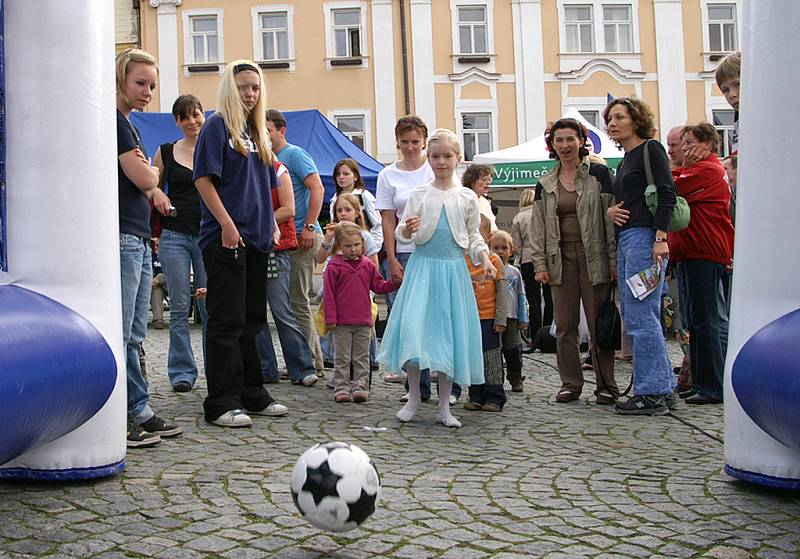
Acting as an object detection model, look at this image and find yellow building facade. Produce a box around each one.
[140,0,741,163]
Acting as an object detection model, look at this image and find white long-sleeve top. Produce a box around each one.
[395,182,489,265]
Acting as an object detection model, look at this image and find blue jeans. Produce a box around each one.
[159,229,208,387]
[120,234,154,422]
[255,251,316,383]
[617,228,675,396]
[683,259,728,400]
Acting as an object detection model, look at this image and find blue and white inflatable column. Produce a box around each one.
[0,1,125,479]
[724,0,800,489]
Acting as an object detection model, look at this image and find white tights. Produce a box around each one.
[396,362,461,428]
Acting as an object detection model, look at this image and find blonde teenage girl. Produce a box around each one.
[378,129,496,428]
[193,60,288,428]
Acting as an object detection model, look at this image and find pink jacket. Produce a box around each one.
[323,255,398,326]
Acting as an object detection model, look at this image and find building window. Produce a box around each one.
[457,5,488,54]
[462,113,493,162]
[579,110,600,127]
[564,5,594,53]
[259,12,289,60]
[332,8,362,58]
[602,4,632,53]
[708,3,737,52]
[713,109,736,157]
[335,115,366,150]
[189,15,220,63]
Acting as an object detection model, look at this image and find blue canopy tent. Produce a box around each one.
[130,109,383,202]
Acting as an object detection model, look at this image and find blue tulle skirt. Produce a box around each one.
[378,212,485,386]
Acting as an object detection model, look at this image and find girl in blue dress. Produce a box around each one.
[378,129,497,428]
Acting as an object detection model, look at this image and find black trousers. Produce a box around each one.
[202,242,274,421]
[520,262,553,337]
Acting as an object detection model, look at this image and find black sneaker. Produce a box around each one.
[139,415,184,437]
[127,414,161,448]
[173,381,192,393]
[615,395,669,416]
[664,392,677,410]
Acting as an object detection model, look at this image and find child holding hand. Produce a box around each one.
[379,129,496,428]
[489,230,529,392]
[324,222,399,403]
[464,216,509,412]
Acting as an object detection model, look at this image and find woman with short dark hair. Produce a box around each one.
[530,118,618,405]
[604,97,677,416]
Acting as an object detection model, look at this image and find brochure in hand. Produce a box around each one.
[626,261,662,301]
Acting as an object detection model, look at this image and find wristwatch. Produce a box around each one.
[655,236,668,243]
[304,223,315,231]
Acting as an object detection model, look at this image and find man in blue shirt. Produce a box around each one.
[266,110,325,374]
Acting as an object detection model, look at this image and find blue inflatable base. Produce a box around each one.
[725,464,800,490]
[0,460,125,481]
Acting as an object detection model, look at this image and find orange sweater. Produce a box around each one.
[465,253,508,324]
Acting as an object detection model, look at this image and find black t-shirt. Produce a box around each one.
[117,110,151,239]
[610,140,676,232]
[159,143,201,236]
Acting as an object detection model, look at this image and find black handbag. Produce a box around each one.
[595,286,621,350]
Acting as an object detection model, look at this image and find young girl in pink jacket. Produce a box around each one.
[323,222,399,403]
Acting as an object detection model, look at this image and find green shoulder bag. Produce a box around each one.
[643,139,690,232]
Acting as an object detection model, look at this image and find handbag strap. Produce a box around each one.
[643,139,655,187]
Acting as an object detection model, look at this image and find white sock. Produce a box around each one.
[436,374,461,428]
[397,362,422,422]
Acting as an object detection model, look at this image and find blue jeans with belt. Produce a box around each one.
[255,251,316,383]
[158,228,208,387]
[617,227,675,397]
[120,234,154,422]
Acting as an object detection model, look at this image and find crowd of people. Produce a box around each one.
[116,46,739,447]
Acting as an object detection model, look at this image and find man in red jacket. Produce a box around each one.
[669,123,735,405]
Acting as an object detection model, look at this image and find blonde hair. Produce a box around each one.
[115,48,158,109]
[518,189,534,209]
[427,128,462,161]
[215,60,272,165]
[490,230,514,253]
[331,221,364,256]
[715,51,741,88]
[333,193,367,230]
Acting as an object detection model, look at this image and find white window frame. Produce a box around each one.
[563,4,595,53]
[323,1,369,70]
[703,0,739,53]
[701,0,742,71]
[459,110,496,163]
[711,108,736,157]
[182,8,225,75]
[328,110,372,155]
[450,0,496,73]
[601,3,633,53]
[557,1,641,73]
[251,5,296,72]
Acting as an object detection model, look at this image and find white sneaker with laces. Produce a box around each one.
[399,393,409,402]
[251,402,289,417]
[211,409,253,428]
[448,394,457,406]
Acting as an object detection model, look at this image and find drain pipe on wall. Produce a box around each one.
[399,0,411,115]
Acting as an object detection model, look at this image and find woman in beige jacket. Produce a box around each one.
[530,118,618,405]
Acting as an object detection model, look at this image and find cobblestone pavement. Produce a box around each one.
[1,320,799,559]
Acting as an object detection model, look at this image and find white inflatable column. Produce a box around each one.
[724,0,800,488]
[0,1,125,477]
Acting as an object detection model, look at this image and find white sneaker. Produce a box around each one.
[251,402,289,417]
[211,409,253,428]
[449,394,457,406]
[301,374,318,387]
[399,393,409,402]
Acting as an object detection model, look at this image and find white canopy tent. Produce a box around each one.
[473,108,625,187]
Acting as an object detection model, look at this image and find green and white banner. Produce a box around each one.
[490,158,622,188]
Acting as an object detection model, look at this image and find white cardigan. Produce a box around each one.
[395,182,489,264]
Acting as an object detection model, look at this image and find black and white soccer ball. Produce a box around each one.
[290,441,381,532]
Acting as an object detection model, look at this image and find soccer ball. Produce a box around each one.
[290,441,381,532]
